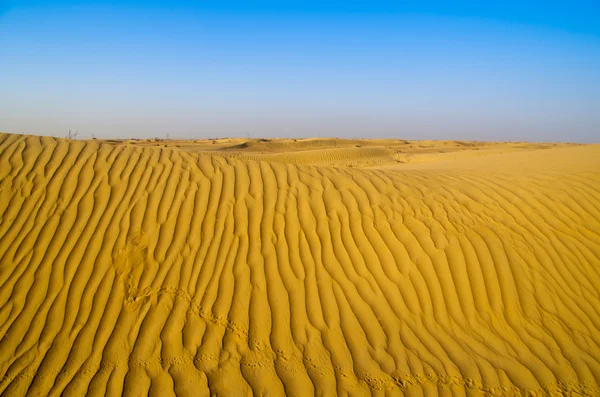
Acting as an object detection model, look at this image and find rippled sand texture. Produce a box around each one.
[0,133,599,396]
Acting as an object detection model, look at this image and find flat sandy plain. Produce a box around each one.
[0,133,599,396]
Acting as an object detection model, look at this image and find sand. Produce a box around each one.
[0,133,599,396]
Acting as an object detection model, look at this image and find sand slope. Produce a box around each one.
[0,133,599,396]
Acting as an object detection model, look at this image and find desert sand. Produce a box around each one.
[0,132,599,396]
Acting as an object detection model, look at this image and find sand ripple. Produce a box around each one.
[0,134,599,396]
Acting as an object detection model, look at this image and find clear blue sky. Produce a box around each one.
[1,1,599,141]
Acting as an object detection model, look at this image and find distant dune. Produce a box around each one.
[0,133,599,396]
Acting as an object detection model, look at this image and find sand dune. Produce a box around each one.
[0,133,599,396]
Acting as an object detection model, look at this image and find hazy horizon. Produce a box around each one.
[1,1,599,143]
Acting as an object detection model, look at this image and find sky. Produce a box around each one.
[1,1,599,142]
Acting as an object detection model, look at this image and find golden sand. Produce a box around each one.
[0,133,599,396]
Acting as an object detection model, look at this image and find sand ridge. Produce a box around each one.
[0,133,599,396]
[103,136,578,168]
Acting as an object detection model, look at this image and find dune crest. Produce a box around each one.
[0,133,599,396]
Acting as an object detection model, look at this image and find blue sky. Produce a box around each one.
[1,1,599,141]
